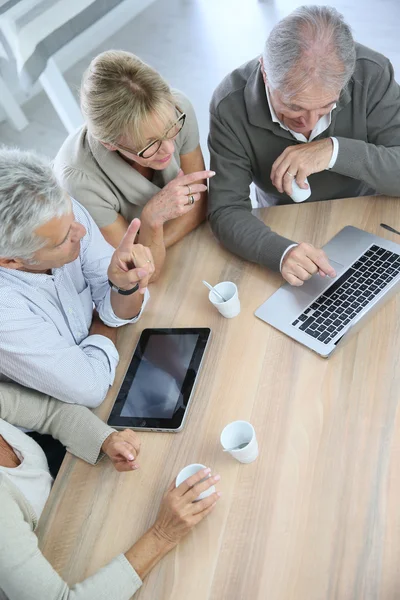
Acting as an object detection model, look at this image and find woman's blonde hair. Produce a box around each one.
[80,50,176,148]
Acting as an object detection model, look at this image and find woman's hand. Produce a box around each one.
[124,468,221,580]
[152,468,221,546]
[142,170,215,228]
[108,218,155,294]
[102,429,141,472]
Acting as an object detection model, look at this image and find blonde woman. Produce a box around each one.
[54,50,213,278]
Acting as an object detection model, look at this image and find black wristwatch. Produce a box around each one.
[108,279,139,296]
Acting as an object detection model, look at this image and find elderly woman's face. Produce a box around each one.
[268,82,339,137]
[115,107,183,170]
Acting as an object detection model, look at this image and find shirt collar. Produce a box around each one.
[0,266,56,290]
[265,84,336,143]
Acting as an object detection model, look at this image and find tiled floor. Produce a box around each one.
[1,0,400,161]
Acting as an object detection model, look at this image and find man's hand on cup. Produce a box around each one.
[142,169,215,228]
[271,138,333,196]
[281,242,336,286]
[108,218,155,294]
[152,468,221,547]
[102,429,141,472]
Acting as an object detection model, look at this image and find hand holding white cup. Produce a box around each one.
[176,463,217,501]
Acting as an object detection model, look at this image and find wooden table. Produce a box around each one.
[37,196,400,600]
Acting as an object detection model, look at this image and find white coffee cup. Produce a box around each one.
[176,463,215,501]
[220,421,258,464]
[290,178,311,203]
[209,281,240,318]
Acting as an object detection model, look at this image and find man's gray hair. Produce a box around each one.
[263,5,356,99]
[0,147,70,260]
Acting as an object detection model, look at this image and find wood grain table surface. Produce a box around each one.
[37,196,400,600]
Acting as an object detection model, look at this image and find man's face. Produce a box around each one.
[29,209,87,271]
[1,198,87,273]
[268,83,339,136]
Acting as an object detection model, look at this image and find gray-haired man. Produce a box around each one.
[0,148,154,408]
[208,5,400,286]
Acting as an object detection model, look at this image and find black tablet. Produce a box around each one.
[107,328,211,432]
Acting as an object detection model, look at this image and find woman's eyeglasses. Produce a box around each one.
[115,107,186,159]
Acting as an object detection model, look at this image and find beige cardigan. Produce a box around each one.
[0,383,142,600]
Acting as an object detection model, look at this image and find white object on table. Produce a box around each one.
[176,464,215,501]
[202,280,226,302]
[290,178,311,203]
[220,421,258,464]
[208,281,240,319]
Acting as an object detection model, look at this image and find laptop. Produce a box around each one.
[255,226,400,357]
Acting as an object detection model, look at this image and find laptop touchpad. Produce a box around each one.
[300,259,345,298]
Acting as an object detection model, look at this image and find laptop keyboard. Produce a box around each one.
[292,245,400,345]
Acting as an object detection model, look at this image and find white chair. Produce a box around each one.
[0,0,155,133]
[0,0,156,133]
[0,0,128,133]
[0,72,28,131]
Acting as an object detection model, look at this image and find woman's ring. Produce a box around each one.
[187,185,192,195]
[286,171,295,178]
[186,195,195,205]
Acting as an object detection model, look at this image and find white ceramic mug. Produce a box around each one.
[220,421,258,463]
[209,281,240,318]
[175,463,215,501]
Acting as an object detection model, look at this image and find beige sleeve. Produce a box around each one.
[0,487,142,600]
[172,89,200,155]
[0,383,114,465]
[56,164,120,229]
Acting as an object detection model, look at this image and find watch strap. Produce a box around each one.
[108,279,139,296]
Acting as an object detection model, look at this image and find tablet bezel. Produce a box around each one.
[107,327,211,432]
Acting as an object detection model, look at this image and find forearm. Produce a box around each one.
[0,502,142,600]
[163,192,207,247]
[110,288,145,320]
[36,401,113,464]
[137,213,166,280]
[124,526,176,580]
[0,341,117,408]
[333,137,400,196]
[0,383,113,463]
[209,205,294,272]
[174,144,207,247]
[89,313,118,345]
[208,113,294,269]
[100,214,129,248]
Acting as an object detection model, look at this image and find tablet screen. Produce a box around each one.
[121,333,198,419]
[107,328,211,430]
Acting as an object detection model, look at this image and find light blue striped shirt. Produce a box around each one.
[0,200,149,407]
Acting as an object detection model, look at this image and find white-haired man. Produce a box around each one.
[0,147,154,408]
[208,5,400,286]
